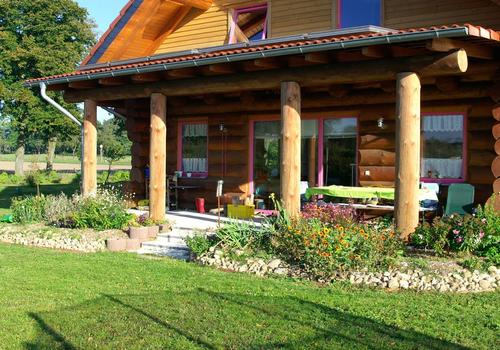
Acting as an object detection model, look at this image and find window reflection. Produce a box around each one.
[324,118,357,186]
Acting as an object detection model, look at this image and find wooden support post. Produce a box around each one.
[281,81,301,216]
[83,100,97,196]
[395,73,421,240]
[149,93,167,221]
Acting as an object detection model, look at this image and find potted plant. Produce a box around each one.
[128,217,149,241]
[137,214,159,239]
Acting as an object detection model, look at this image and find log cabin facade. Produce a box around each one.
[26,0,500,237]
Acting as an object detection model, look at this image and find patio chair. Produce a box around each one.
[444,183,475,216]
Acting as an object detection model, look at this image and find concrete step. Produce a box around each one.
[137,245,190,260]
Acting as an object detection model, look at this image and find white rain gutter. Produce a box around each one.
[40,82,85,190]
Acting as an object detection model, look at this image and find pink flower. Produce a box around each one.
[453,229,460,235]
[455,237,463,244]
[479,232,485,239]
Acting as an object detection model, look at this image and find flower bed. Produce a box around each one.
[187,196,500,293]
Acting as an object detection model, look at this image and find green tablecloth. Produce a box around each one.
[305,185,438,202]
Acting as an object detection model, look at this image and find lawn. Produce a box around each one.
[0,153,131,166]
[0,177,80,217]
[0,243,498,349]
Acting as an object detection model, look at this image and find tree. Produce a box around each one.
[98,118,131,184]
[0,0,95,175]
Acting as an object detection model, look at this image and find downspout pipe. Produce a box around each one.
[39,82,85,191]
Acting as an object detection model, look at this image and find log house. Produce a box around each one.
[26,0,500,237]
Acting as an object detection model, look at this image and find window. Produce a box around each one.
[421,114,465,181]
[323,118,358,186]
[229,4,268,44]
[338,0,381,28]
[179,122,208,177]
[253,121,281,198]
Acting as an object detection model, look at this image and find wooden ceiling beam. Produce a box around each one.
[304,52,331,64]
[166,0,212,11]
[99,77,130,86]
[165,67,198,78]
[426,38,495,59]
[46,83,68,91]
[147,5,192,53]
[131,73,162,83]
[64,50,469,102]
[68,81,99,90]
[362,46,391,58]
[201,63,237,75]
[435,76,459,92]
[390,46,425,57]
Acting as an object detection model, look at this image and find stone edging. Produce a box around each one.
[197,249,499,293]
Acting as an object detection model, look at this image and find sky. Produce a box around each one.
[76,0,130,121]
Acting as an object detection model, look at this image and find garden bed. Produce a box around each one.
[0,223,127,252]
[196,247,499,293]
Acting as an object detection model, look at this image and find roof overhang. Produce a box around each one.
[25,24,500,88]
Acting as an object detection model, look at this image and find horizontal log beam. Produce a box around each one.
[169,84,490,115]
[64,50,468,103]
[426,38,495,59]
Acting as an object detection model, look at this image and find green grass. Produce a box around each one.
[0,177,80,217]
[0,243,498,349]
[0,153,131,165]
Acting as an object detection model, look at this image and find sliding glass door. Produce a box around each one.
[323,118,357,186]
[251,117,357,199]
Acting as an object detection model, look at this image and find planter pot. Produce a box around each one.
[126,239,141,251]
[159,223,171,233]
[148,225,160,238]
[106,238,127,252]
[129,226,149,241]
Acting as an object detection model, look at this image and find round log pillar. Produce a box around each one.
[281,81,301,216]
[83,100,97,196]
[149,93,167,221]
[395,73,421,240]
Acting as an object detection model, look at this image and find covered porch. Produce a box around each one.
[29,25,500,239]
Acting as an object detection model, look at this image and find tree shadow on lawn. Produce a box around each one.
[24,290,468,350]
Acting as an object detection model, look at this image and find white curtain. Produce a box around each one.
[423,115,463,132]
[183,158,208,173]
[421,159,462,178]
[183,123,207,137]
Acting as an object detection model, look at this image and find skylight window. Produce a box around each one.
[229,4,268,44]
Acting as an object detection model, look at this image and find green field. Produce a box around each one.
[0,177,80,217]
[0,243,498,349]
[0,153,131,166]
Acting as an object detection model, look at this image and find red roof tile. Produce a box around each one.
[26,24,500,85]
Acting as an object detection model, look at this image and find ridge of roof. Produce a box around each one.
[26,24,500,86]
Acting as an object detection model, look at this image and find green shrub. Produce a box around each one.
[413,200,499,262]
[25,171,42,188]
[110,171,130,183]
[43,194,76,227]
[43,170,62,184]
[272,217,402,277]
[0,172,10,184]
[215,220,268,250]
[71,190,133,231]
[186,234,215,257]
[11,196,47,224]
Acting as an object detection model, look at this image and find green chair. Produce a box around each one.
[444,184,475,216]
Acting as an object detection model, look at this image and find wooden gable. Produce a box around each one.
[83,0,213,65]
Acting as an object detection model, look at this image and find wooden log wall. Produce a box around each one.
[493,104,500,211]
[121,96,498,209]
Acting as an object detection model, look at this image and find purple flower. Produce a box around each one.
[453,229,460,235]
[455,237,463,244]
